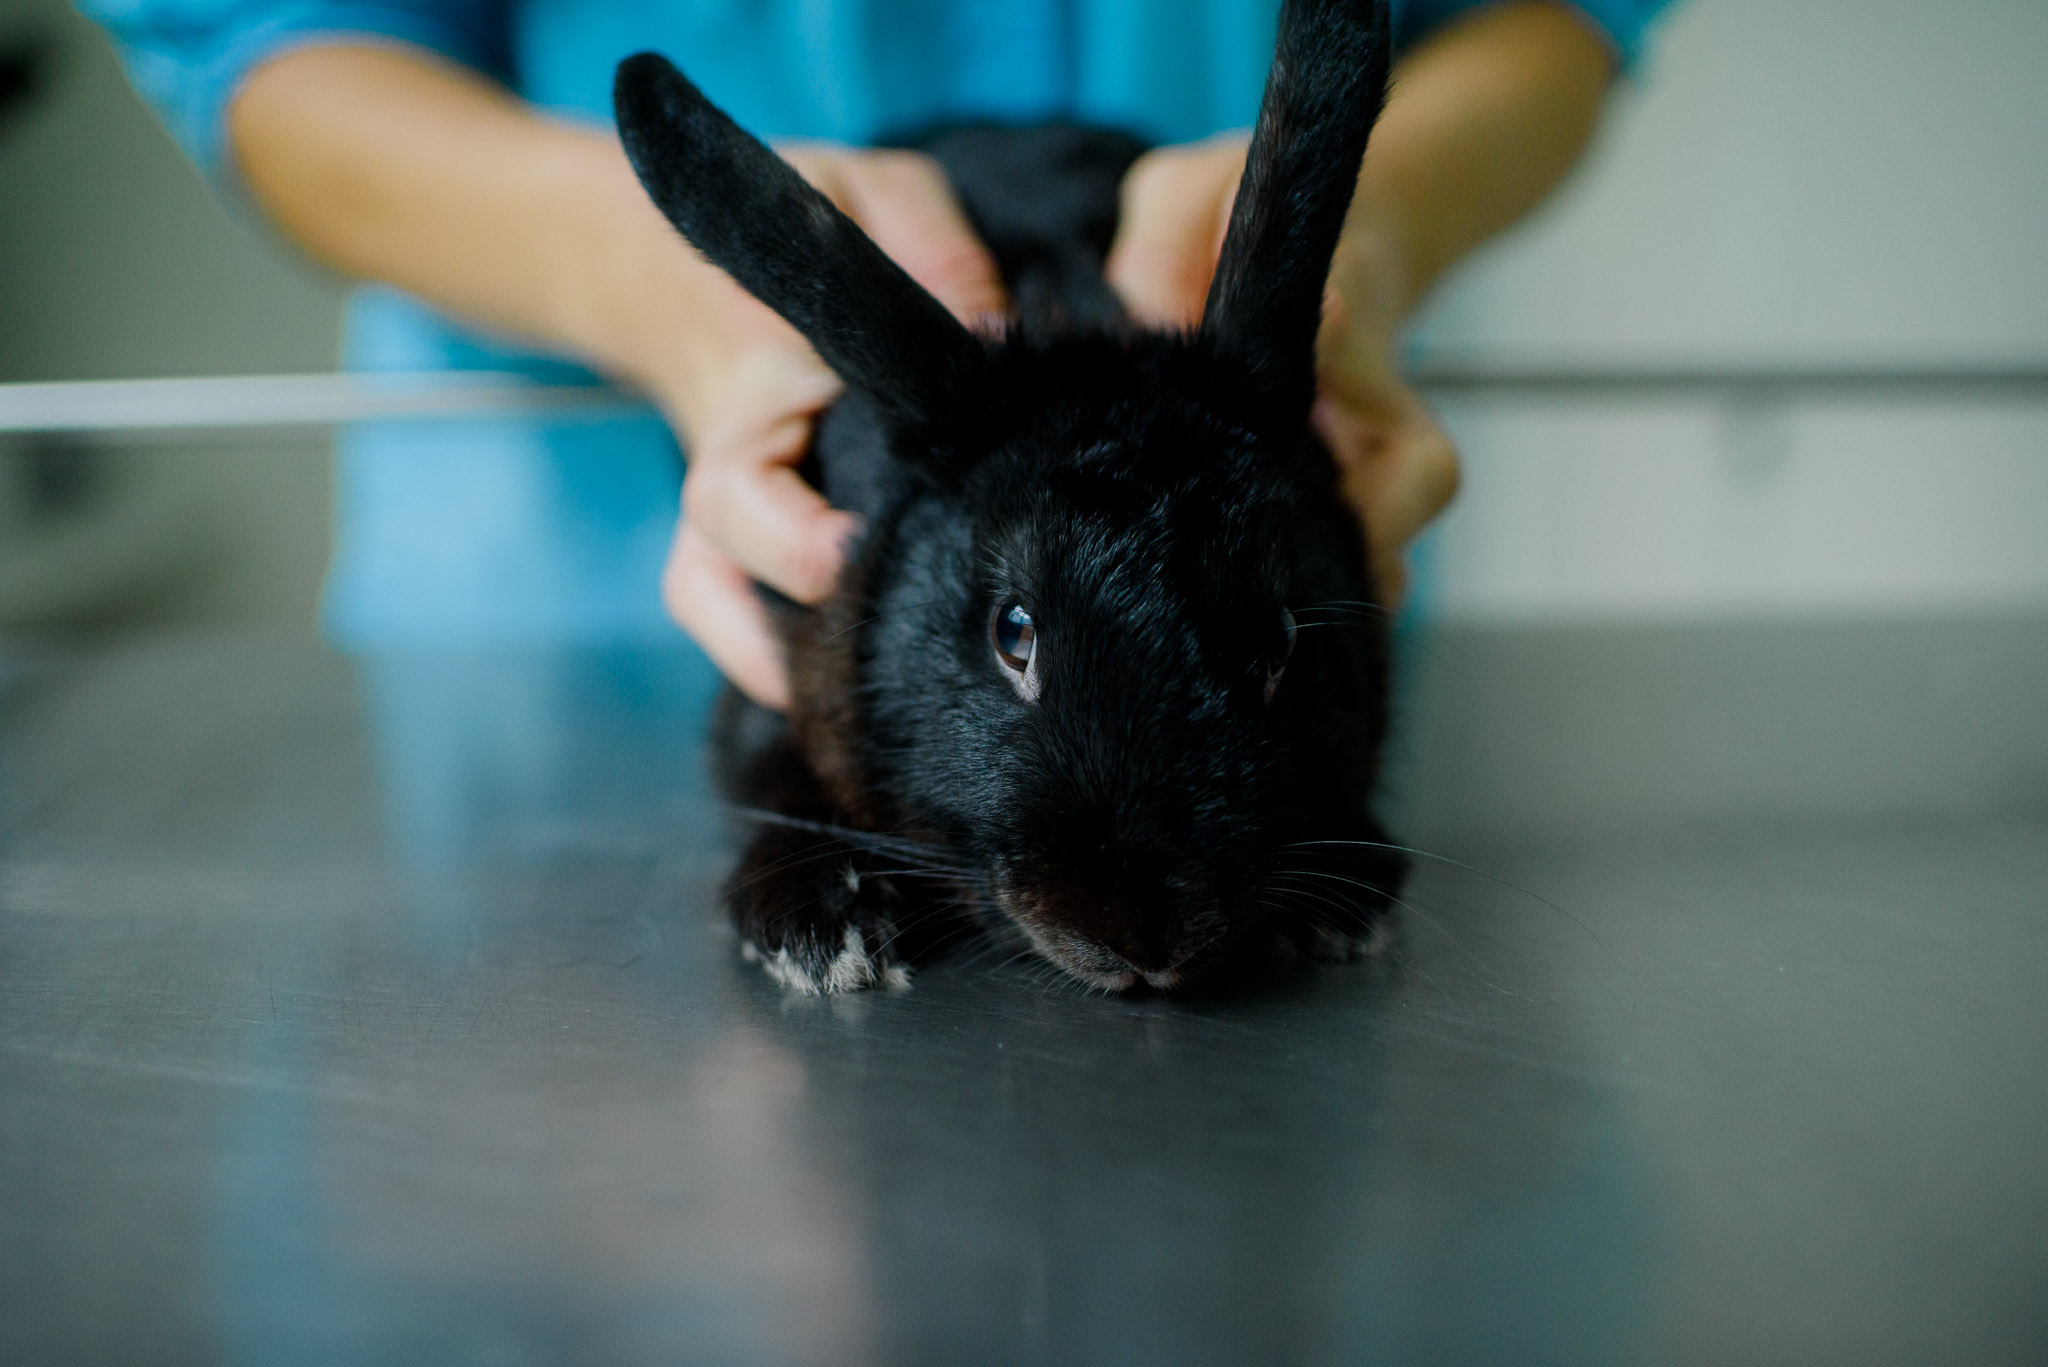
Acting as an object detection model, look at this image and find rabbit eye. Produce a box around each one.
[992,602,1041,701]
[1264,608,1297,704]
[993,603,1035,669]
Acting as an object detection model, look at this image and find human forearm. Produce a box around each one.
[1333,0,1614,331]
[228,43,735,407]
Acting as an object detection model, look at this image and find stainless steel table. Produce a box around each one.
[3,620,2045,1365]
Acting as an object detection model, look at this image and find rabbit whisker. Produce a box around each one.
[1277,838,1611,960]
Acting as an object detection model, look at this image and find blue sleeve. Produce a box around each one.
[1399,0,1678,70]
[78,0,513,175]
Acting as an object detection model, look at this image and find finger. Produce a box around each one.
[781,145,1005,321]
[842,152,1009,324]
[687,454,856,605]
[682,345,853,603]
[777,143,852,212]
[1367,408,1461,555]
[665,326,839,452]
[1105,144,1242,329]
[1314,394,1461,554]
[663,523,793,710]
[1312,399,1431,609]
[1370,427,1461,553]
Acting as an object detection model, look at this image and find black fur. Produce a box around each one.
[617,0,1409,994]
[908,123,1149,330]
[1205,0,1390,415]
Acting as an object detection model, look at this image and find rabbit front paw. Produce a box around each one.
[728,844,912,994]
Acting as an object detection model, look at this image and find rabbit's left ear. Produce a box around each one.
[613,53,989,430]
[1200,0,1391,417]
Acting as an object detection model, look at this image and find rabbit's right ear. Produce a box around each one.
[1200,0,1391,418]
[613,53,988,429]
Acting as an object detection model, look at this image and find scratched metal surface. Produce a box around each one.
[2,622,2045,1365]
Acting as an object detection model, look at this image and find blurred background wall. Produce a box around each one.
[0,0,343,633]
[1415,0,2048,623]
[0,0,2043,635]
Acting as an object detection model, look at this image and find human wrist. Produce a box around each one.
[537,130,706,403]
[563,135,830,443]
[1322,224,1411,364]
[1337,105,1475,331]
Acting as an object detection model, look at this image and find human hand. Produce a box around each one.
[652,146,1007,709]
[1103,136,1459,602]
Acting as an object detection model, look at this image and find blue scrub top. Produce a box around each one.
[87,0,1671,646]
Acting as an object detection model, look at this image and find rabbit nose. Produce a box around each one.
[1121,948,1169,976]
[1105,936,1183,990]
[1109,925,1173,976]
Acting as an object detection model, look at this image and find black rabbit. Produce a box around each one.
[615,0,1409,994]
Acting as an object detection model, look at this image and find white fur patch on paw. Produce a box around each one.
[742,924,911,995]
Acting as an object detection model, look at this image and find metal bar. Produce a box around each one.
[0,372,637,436]
[2,366,2046,437]
[1408,364,2048,403]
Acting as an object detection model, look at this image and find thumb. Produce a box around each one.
[841,151,1009,325]
[1105,142,1243,329]
[1313,389,1460,602]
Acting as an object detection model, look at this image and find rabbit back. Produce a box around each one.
[902,122,1148,330]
